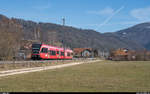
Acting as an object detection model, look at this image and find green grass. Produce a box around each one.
[0,60,150,92]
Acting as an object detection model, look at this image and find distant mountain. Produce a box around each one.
[112,22,150,50]
[0,14,146,52]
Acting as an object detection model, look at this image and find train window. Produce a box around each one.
[41,48,48,53]
[61,52,64,56]
[67,52,70,56]
[50,50,52,55]
[57,51,59,54]
[53,51,56,55]
[50,50,56,55]
[32,49,40,54]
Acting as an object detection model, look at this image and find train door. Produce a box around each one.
[56,49,59,59]
[40,47,48,59]
[61,51,65,59]
[65,51,67,59]
[57,49,61,59]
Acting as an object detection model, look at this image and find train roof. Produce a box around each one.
[41,44,73,52]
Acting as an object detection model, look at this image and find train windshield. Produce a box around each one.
[32,44,42,48]
[32,44,42,54]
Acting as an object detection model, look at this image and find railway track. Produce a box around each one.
[0,58,97,64]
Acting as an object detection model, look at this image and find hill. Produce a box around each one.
[2,15,142,51]
[0,14,146,57]
[112,22,150,50]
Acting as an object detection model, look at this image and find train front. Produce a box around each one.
[31,43,42,60]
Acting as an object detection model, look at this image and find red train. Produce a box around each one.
[31,43,73,60]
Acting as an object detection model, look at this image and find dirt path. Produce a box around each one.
[0,60,102,77]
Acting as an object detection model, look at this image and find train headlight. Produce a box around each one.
[45,54,48,57]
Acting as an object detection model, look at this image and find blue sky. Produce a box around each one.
[0,0,150,33]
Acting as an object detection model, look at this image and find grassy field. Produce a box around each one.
[0,60,150,92]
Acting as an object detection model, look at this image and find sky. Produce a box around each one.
[0,0,150,33]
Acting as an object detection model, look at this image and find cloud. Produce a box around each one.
[130,7,150,21]
[33,4,51,10]
[99,7,115,15]
[0,8,8,12]
[87,7,114,16]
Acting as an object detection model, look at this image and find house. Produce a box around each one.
[108,48,131,60]
[108,48,150,61]
[73,48,92,58]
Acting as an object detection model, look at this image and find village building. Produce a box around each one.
[73,48,101,58]
[108,48,150,61]
[73,48,92,58]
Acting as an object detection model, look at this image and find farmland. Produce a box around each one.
[0,60,150,92]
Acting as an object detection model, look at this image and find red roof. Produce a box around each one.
[73,48,92,53]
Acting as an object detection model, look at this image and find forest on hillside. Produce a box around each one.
[0,14,148,60]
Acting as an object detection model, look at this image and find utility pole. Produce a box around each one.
[62,17,66,58]
[62,17,65,26]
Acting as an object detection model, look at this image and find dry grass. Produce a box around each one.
[0,60,86,71]
[0,60,150,92]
